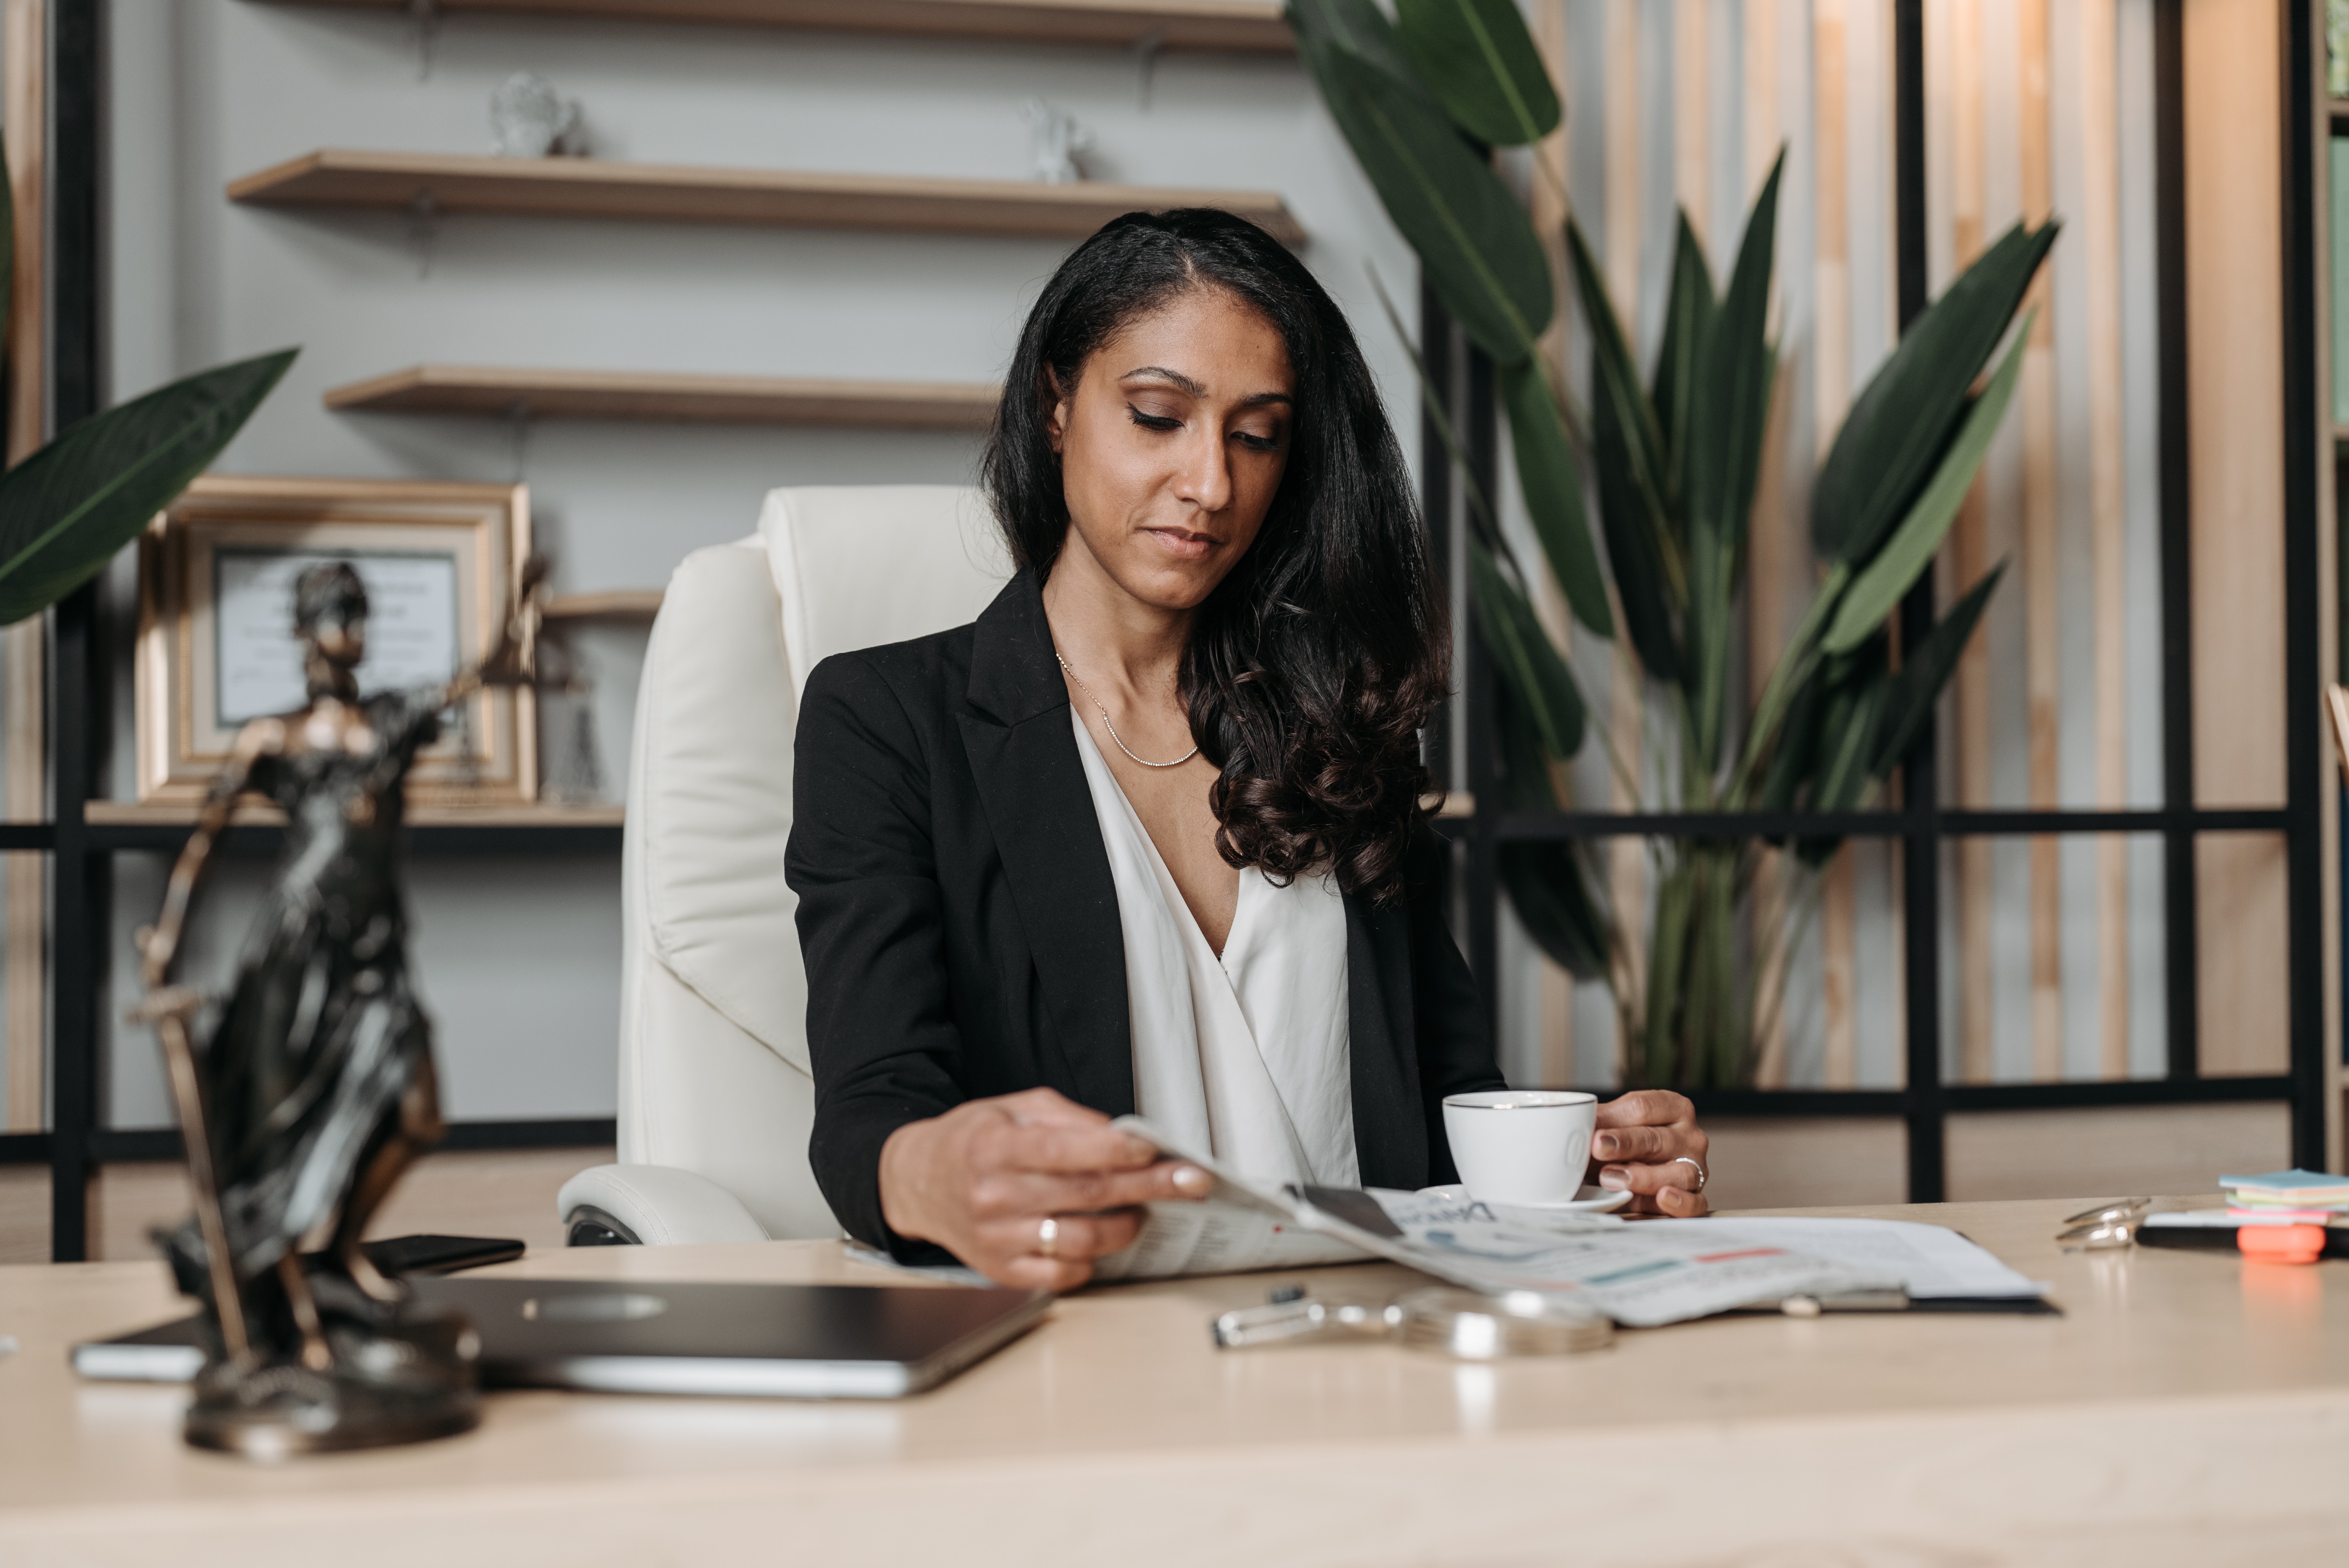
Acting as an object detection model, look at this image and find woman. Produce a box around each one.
[788,209,1709,1292]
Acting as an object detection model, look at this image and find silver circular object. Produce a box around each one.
[1391,1287,1613,1359]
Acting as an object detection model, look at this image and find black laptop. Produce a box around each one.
[74,1249,1050,1400]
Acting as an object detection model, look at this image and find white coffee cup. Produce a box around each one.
[1442,1090,1598,1205]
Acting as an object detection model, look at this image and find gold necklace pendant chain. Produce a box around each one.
[1054,653,1200,769]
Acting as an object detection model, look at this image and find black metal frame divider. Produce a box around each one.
[0,2,623,1261]
[1425,0,2328,1201]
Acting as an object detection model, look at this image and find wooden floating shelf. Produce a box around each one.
[544,590,664,623]
[326,365,1001,431]
[87,801,626,829]
[252,0,1293,52]
[229,150,1306,246]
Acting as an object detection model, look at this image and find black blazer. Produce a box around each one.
[786,570,1505,1255]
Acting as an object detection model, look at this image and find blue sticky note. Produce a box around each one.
[2220,1168,2349,1192]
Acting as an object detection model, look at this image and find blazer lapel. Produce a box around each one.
[1346,893,1424,1188]
[957,572,1135,1116]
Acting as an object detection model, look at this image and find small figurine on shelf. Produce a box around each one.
[491,71,583,158]
[133,557,546,1458]
[1022,97,1094,185]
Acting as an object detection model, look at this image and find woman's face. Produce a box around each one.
[1046,285,1295,612]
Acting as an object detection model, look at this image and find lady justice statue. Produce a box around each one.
[135,556,544,1456]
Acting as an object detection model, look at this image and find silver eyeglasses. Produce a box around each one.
[2055,1197,2152,1251]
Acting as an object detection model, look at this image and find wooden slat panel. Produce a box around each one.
[2077,0,2131,1079]
[1744,0,1798,1090]
[327,366,1001,430]
[1814,0,1859,1090]
[3,0,43,1135]
[2183,0,2284,810]
[2184,0,2287,1082]
[229,150,1307,246]
[1674,0,1710,251]
[2017,0,2062,1081]
[251,0,1294,52]
[1941,0,1997,1084]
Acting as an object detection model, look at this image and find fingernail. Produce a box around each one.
[1598,1166,1631,1191]
[1593,1134,1618,1159]
[1171,1165,1210,1194]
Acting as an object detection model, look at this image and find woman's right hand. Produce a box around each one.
[878,1087,1210,1290]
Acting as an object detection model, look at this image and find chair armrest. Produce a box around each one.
[557,1163,772,1247]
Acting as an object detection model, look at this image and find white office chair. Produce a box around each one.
[556,485,1012,1245]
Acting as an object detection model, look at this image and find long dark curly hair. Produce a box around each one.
[981,208,1447,905]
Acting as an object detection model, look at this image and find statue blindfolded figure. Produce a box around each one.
[135,556,541,1456]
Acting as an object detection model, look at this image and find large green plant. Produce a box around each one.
[1288,0,2055,1087]
[0,135,294,626]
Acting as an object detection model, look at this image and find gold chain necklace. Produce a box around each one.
[1054,653,1199,769]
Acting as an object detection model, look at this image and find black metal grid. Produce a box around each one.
[1429,0,2329,1200]
[3,3,621,1261]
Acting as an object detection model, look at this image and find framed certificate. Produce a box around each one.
[136,476,536,807]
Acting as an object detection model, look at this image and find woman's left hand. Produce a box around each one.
[1590,1090,1710,1216]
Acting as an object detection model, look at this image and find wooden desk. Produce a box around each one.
[2,1198,2344,1565]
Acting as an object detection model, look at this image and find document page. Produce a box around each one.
[1088,1198,1369,1282]
[1101,1119,1900,1325]
[1655,1217,2044,1299]
[1364,1191,1900,1327]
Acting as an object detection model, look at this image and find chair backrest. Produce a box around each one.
[618,485,1012,1237]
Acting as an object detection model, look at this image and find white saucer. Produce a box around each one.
[1415,1183,1633,1215]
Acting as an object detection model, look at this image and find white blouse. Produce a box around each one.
[1069,709,1358,1189]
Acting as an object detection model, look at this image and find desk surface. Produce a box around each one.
[3,1198,2345,1566]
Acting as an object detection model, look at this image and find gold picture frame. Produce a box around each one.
[136,476,536,807]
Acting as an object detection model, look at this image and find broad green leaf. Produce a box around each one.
[1565,214,1681,680]
[1649,213,1714,472]
[1394,0,1560,148]
[1682,153,1782,767]
[1565,216,1672,527]
[1587,365,1682,681]
[1691,151,1783,563]
[1303,44,1553,363]
[1286,0,1426,96]
[1793,682,1884,862]
[1500,357,1611,635]
[1468,536,1585,759]
[1641,867,1693,1083]
[1821,311,2030,654]
[1755,658,1829,812]
[0,349,297,624]
[1498,842,1611,978]
[1492,682,1611,978]
[1864,563,2005,778]
[1813,219,2056,565]
[1369,268,1515,562]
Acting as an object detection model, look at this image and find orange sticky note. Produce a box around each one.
[2238,1224,2326,1265]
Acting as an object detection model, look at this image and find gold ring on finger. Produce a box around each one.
[1037,1215,1059,1258]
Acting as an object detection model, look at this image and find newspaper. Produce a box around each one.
[1096,1117,1902,1327]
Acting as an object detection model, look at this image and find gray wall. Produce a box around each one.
[96,0,1418,1126]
